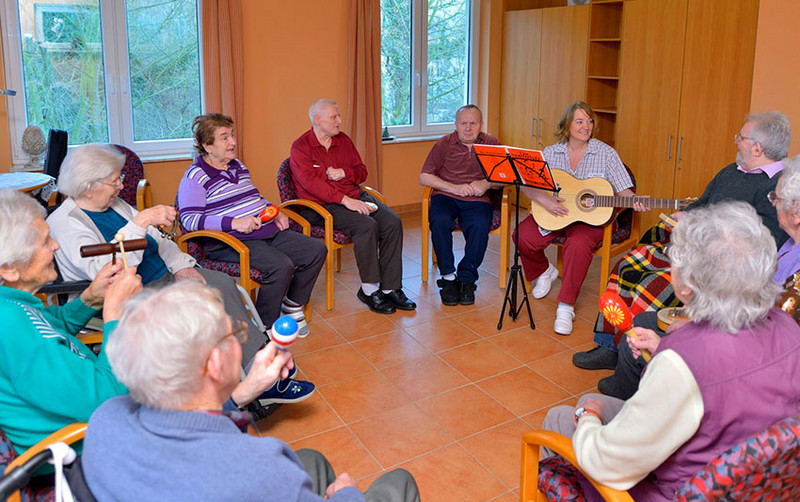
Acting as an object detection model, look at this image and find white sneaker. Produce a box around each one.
[554,306,575,336]
[532,263,559,299]
[281,304,310,338]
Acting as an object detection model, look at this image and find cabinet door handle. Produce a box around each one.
[531,117,536,137]
[539,118,543,138]
[666,135,673,160]
[677,136,683,163]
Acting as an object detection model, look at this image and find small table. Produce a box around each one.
[0,172,54,192]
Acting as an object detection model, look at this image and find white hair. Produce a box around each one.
[106,281,229,410]
[0,189,47,276]
[777,154,800,215]
[747,111,791,161]
[670,201,778,333]
[308,99,338,126]
[57,143,125,198]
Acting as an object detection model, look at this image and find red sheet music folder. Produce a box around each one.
[473,144,557,191]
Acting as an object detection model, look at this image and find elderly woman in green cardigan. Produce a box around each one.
[0,188,141,455]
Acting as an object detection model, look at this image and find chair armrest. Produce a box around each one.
[278,198,333,220]
[362,185,386,204]
[280,207,311,236]
[5,423,87,474]
[522,430,634,502]
[136,179,152,211]
[176,229,254,294]
[37,280,91,296]
[77,331,104,346]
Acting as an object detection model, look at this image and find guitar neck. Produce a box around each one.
[593,195,684,210]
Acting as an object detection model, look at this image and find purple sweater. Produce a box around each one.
[631,308,800,499]
[178,156,279,241]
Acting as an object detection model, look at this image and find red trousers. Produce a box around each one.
[513,214,604,305]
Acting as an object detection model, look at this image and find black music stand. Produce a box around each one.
[473,144,557,330]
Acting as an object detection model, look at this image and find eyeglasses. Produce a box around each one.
[101,173,125,188]
[218,318,249,346]
[734,133,754,144]
[767,191,783,206]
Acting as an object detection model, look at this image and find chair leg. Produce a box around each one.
[335,248,342,273]
[422,224,429,283]
[326,248,335,311]
[499,229,509,290]
[556,246,564,277]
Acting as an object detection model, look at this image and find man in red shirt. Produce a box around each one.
[419,105,500,305]
[289,99,415,315]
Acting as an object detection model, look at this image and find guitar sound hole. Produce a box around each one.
[578,193,595,211]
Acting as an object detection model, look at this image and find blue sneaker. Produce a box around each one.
[255,378,315,406]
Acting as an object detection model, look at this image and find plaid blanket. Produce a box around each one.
[594,222,683,345]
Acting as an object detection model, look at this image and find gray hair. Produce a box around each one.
[777,155,800,215]
[308,99,338,125]
[670,201,777,333]
[57,143,125,198]
[107,282,229,410]
[747,111,791,161]
[455,104,483,122]
[0,189,47,276]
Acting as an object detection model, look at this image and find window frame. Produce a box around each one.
[0,0,204,166]
[383,0,480,139]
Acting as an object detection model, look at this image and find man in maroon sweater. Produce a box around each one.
[419,105,500,306]
[290,99,415,315]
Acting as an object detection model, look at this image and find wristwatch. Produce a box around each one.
[574,406,602,422]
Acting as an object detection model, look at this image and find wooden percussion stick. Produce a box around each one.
[114,233,129,269]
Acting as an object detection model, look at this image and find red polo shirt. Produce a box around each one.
[289,129,368,205]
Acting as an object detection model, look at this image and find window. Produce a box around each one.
[1,0,202,164]
[380,0,478,137]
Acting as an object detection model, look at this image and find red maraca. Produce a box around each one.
[260,205,280,223]
[599,291,651,362]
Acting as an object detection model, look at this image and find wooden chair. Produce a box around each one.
[553,164,641,296]
[1,423,87,502]
[276,158,386,311]
[522,412,800,501]
[175,209,311,307]
[421,186,511,289]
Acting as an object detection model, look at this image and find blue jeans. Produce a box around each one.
[429,194,492,285]
[593,330,618,352]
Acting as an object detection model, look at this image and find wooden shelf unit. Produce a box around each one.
[586,0,624,143]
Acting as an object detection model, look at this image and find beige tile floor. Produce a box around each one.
[253,211,621,501]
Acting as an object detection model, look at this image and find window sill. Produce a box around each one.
[140,153,194,163]
[381,135,441,145]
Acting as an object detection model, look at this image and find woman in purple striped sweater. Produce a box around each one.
[178,114,327,339]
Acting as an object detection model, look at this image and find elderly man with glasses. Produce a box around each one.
[82,281,420,502]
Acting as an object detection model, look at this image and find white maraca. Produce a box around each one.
[270,315,299,350]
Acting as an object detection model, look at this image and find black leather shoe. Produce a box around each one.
[459,282,476,305]
[572,346,618,370]
[437,278,460,306]
[357,288,396,314]
[385,289,416,311]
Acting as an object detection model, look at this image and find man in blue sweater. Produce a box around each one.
[82,281,420,501]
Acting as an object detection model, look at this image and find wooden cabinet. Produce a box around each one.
[616,0,759,231]
[499,6,589,150]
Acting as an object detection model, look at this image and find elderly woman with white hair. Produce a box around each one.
[771,154,800,284]
[82,281,420,501]
[47,143,315,411]
[540,201,800,501]
[0,188,141,454]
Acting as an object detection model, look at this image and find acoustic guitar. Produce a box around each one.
[531,170,695,231]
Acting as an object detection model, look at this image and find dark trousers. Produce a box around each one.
[429,194,493,285]
[296,449,420,502]
[604,311,665,400]
[301,192,404,290]
[204,230,327,329]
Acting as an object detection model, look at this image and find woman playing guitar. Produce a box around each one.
[514,102,648,335]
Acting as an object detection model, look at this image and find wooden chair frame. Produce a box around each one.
[279,186,386,311]
[521,429,634,502]
[421,186,511,289]
[4,423,87,502]
[176,208,311,316]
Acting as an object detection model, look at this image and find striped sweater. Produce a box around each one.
[178,156,279,240]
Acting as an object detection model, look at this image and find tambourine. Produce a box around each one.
[656,307,689,331]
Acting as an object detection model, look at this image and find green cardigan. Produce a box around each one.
[0,285,126,453]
